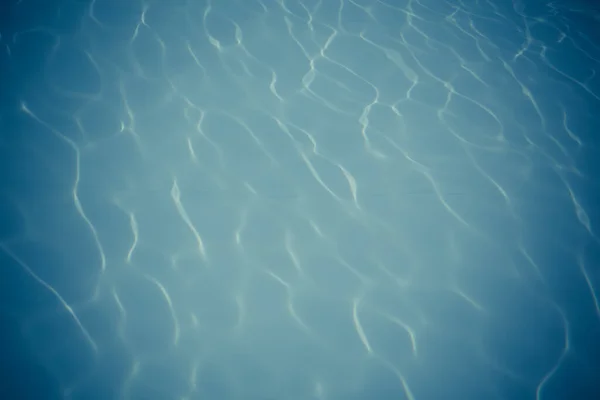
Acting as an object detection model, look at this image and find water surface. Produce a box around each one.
[1,0,599,399]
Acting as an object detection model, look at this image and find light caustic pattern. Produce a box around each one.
[1,0,600,399]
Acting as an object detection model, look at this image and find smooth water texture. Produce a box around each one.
[1,0,599,399]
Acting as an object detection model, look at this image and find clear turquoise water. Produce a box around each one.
[1,0,599,399]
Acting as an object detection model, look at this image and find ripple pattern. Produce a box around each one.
[1,0,600,399]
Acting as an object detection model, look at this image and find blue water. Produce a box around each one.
[1,0,599,399]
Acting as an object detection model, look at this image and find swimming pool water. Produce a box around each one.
[1,0,599,399]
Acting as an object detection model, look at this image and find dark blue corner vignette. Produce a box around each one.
[1,0,70,396]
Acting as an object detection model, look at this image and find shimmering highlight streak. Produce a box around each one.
[1,244,98,354]
[20,102,107,275]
